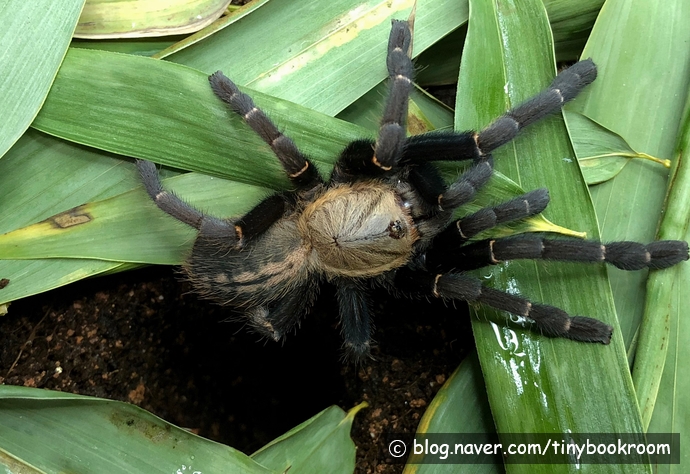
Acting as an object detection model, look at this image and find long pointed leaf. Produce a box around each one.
[0,130,140,305]
[74,0,231,38]
[252,403,366,474]
[0,0,84,158]
[0,386,275,474]
[635,90,690,453]
[456,1,647,472]
[32,48,365,190]
[166,0,468,115]
[566,0,690,347]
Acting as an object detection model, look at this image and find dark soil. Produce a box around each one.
[0,265,473,473]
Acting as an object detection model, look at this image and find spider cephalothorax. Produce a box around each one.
[137,20,688,358]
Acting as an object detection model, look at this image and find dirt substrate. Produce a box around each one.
[0,265,473,473]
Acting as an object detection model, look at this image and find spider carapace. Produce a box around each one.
[137,20,688,359]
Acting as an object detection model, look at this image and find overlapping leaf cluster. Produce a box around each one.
[0,0,687,472]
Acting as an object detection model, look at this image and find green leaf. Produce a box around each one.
[546,0,604,61]
[0,131,141,233]
[71,36,182,56]
[74,0,232,38]
[152,0,271,58]
[32,48,366,190]
[0,0,84,159]
[565,111,670,185]
[412,0,607,88]
[0,386,364,474]
[456,1,648,473]
[404,353,501,474]
[0,130,140,305]
[0,386,276,474]
[0,259,125,307]
[0,173,267,264]
[634,91,690,448]
[566,0,690,347]
[165,0,468,115]
[252,403,366,474]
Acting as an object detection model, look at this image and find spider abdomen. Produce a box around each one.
[298,181,418,278]
[184,219,311,307]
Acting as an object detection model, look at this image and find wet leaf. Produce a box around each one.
[456,0,648,472]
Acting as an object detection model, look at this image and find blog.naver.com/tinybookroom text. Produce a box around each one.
[385,432,679,464]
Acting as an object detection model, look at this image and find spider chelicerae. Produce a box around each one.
[137,20,688,359]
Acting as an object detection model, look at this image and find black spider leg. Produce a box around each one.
[444,61,596,210]
[431,188,551,250]
[137,159,292,247]
[336,281,374,360]
[137,159,234,237]
[330,19,413,183]
[324,20,414,356]
[405,156,552,243]
[398,59,597,215]
[400,59,598,169]
[426,234,690,273]
[395,269,613,343]
[373,19,414,171]
[138,70,325,245]
[245,283,318,342]
[208,71,323,189]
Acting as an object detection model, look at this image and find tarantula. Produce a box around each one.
[137,20,688,358]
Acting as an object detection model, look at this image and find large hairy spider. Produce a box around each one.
[137,20,688,358]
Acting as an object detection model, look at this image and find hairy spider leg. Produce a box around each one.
[138,69,329,247]
[136,159,235,237]
[438,157,494,210]
[373,19,414,171]
[137,158,296,247]
[478,60,597,154]
[425,234,690,273]
[232,193,290,245]
[328,20,415,184]
[400,60,597,210]
[431,188,550,249]
[399,59,598,168]
[394,269,613,343]
[245,283,319,342]
[336,281,374,360]
[208,71,323,189]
